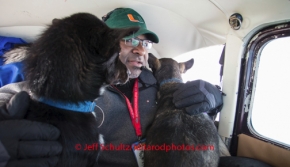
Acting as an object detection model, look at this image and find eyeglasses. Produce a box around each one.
[123,38,153,50]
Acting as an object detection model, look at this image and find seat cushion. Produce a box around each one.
[219,156,272,167]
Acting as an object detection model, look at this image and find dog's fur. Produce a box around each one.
[144,53,220,167]
[3,44,31,65]
[23,13,138,167]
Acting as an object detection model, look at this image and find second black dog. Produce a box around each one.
[144,53,220,167]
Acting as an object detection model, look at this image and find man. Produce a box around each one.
[0,8,223,167]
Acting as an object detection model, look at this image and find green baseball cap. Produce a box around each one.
[104,8,159,43]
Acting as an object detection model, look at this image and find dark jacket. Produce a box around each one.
[95,68,158,167]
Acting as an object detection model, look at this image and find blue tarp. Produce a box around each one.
[0,62,24,87]
[0,36,27,87]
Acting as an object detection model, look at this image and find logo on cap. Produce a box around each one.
[127,14,143,23]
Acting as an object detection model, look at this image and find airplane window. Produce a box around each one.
[250,37,290,146]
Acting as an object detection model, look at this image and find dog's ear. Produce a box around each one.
[52,18,60,25]
[179,58,194,73]
[148,53,160,73]
[105,52,129,85]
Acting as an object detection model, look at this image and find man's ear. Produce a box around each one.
[179,58,194,73]
[148,53,160,73]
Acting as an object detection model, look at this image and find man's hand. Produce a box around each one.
[173,80,223,116]
[0,91,30,120]
[0,91,62,167]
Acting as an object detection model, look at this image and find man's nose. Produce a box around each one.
[132,42,145,56]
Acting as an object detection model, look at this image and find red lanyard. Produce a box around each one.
[112,79,142,140]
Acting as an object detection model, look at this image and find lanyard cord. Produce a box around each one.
[111,78,142,140]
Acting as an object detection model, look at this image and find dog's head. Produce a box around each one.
[24,13,139,102]
[148,53,194,83]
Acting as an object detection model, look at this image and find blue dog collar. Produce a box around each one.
[159,78,183,87]
[39,97,96,113]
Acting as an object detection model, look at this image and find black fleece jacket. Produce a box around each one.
[94,68,158,167]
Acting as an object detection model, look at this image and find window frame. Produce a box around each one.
[230,22,290,155]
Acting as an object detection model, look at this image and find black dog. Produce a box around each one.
[144,53,220,167]
[23,13,138,167]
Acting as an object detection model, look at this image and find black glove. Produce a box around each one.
[0,91,62,167]
[0,91,30,120]
[173,80,223,116]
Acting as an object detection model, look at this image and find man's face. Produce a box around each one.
[119,35,149,78]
